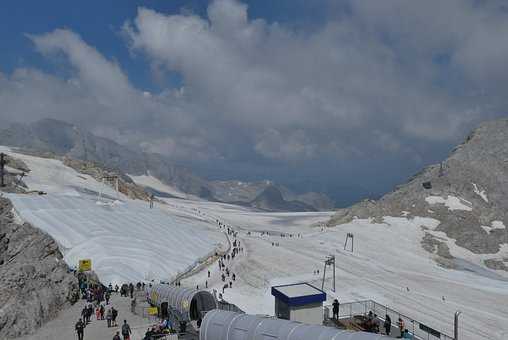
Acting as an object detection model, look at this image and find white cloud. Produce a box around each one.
[2,0,508,173]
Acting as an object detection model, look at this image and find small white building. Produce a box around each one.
[271,283,326,325]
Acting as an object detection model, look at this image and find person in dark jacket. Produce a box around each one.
[122,320,132,340]
[113,331,121,340]
[75,318,85,340]
[332,299,340,320]
[384,314,392,335]
[111,307,118,326]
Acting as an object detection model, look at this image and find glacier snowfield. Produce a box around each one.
[2,146,508,340]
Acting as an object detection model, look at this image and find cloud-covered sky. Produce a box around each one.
[1,0,508,205]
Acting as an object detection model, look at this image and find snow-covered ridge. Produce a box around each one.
[128,173,195,200]
[425,195,473,211]
[472,183,489,203]
[0,146,227,285]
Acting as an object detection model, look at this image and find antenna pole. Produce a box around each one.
[321,261,327,290]
[332,255,336,292]
[0,153,5,187]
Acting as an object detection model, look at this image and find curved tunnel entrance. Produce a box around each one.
[189,291,217,320]
[147,284,217,322]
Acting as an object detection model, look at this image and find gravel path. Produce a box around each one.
[19,292,153,340]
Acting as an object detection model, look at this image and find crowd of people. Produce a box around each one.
[212,220,246,299]
[74,273,138,340]
[142,318,174,340]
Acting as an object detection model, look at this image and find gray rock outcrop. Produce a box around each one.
[0,196,78,338]
[328,118,508,269]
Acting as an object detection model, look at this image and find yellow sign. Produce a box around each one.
[78,259,92,272]
[147,307,158,315]
[182,299,189,309]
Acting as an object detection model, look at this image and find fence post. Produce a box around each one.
[454,311,462,340]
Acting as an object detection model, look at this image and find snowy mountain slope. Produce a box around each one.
[171,199,508,340]
[0,119,334,211]
[130,180,508,340]
[0,146,227,285]
[128,173,197,200]
[0,119,213,198]
[328,118,508,274]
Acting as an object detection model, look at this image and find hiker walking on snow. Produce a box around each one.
[75,318,85,340]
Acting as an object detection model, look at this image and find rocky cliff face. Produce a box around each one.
[0,197,78,338]
[328,118,508,270]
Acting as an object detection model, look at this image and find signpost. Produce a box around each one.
[147,307,158,315]
[78,259,92,272]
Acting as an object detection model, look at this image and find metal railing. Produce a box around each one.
[217,299,244,313]
[324,300,454,340]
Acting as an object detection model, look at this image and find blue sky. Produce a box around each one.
[0,0,335,91]
[1,0,507,206]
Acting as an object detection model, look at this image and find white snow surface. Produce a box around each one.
[481,220,506,234]
[162,197,508,340]
[1,146,227,285]
[2,146,508,340]
[425,195,473,211]
[472,183,489,203]
[128,173,195,200]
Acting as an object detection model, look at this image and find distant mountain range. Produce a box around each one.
[328,118,508,272]
[0,118,334,211]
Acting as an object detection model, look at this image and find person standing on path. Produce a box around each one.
[398,318,405,338]
[106,308,113,327]
[111,307,118,327]
[75,318,85,340]
[112,331,121,340]
[121,320,132,340]
[332,299,340,320]
[384,314,392,335]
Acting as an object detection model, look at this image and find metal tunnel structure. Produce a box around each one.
[200,310,388,340]
[147,284,217,321]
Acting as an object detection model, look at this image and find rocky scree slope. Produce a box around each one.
[0,196,79,338]
[328,118,508,271]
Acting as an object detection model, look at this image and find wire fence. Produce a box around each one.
[324,300,454,340]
